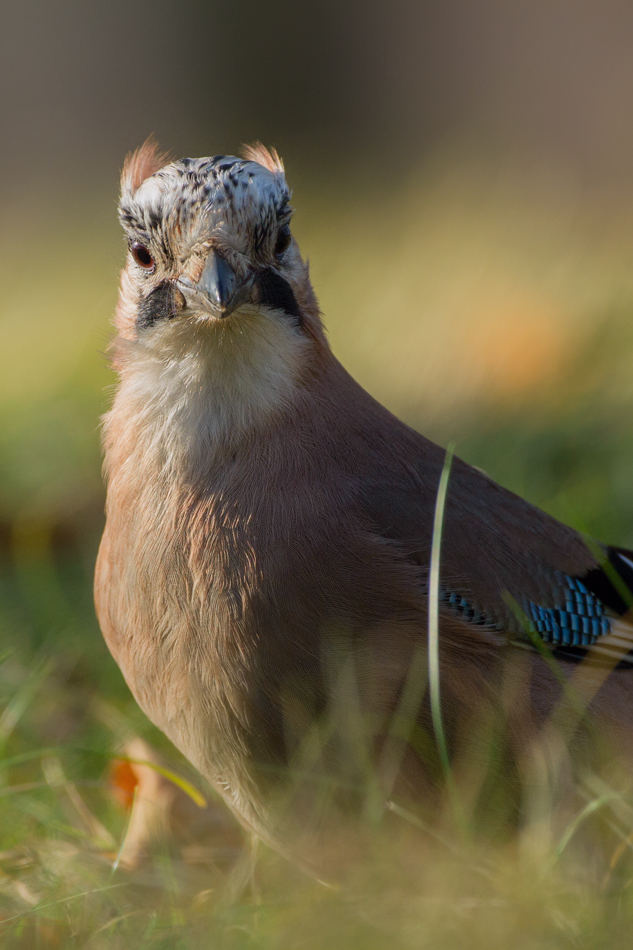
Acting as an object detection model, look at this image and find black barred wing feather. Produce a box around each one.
[524,573,611,647]
[440,545,633,666]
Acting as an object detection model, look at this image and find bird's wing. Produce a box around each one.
[355,428,633,666]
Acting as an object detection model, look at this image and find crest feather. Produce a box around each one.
[121,137,171,197]
[240,142,285,175]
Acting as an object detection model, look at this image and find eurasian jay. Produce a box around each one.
[95,141,633,863]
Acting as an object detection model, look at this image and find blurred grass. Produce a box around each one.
[1,156,633,944]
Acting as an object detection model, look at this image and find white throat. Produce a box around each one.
[110,307,307,474]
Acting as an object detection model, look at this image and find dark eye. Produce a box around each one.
[131,242,155,270]
[274,225,292,258]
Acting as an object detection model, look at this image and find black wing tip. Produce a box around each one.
[581,546,633,617]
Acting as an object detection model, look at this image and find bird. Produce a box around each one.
[95,139,633,867]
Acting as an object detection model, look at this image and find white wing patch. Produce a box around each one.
[584,617,633,665]
[617,552,633,573]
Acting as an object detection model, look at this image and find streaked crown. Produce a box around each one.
[119,147,291,263]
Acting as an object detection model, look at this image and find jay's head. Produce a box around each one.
[115,140,323,354]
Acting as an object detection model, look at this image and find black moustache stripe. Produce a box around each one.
[137,282,178,330]
[256,268,303,328]
[136,272,304,331]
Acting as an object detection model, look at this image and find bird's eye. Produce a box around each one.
[131,242,155,271]
[274,225,292,258]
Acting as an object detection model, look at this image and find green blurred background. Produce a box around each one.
[1,0,633,785]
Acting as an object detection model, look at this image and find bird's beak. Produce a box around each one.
[176,250,249,319]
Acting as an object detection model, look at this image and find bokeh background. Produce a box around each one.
[4,1,633,944]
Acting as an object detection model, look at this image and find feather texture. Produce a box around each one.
[95,145,633,863]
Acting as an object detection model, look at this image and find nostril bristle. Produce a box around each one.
[173,286,186,313]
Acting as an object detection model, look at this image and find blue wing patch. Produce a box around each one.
[440,588,500,628]
[525,575,612,647]
[440,547,633,664]
[441,574,613,646]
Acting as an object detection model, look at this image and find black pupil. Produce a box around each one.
[275,226,291,257]
[132,244,154,268]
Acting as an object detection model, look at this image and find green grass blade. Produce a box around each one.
[0,745,207,808]
[428,443,454,780]
[427,443,467,834]
[0,884,126,930]
[550,793,617,866]
[117,757,207,808]
[0,658,54,753]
